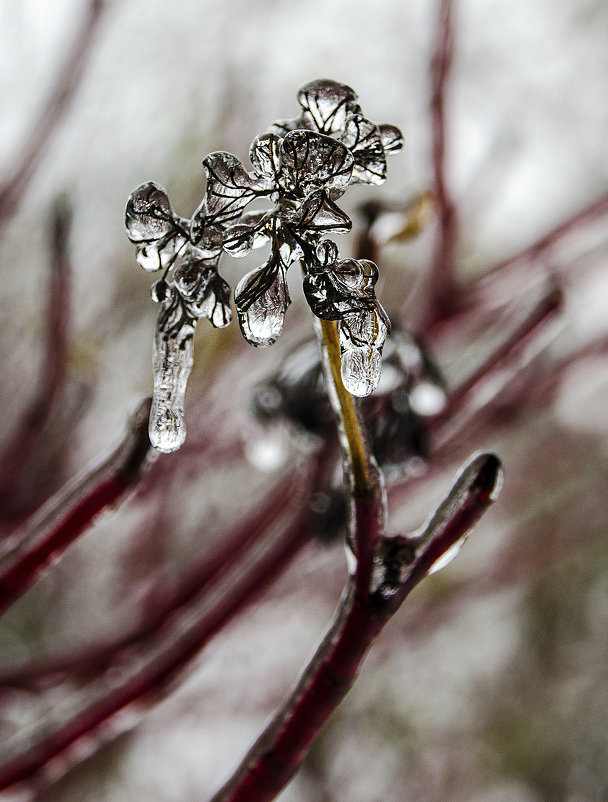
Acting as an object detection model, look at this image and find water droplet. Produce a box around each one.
[235,265,289,347]
[428,538,465,575]
[341,346,381,396]
[149,326,194,452]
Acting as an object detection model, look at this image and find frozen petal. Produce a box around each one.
[194,151,273,232]
[303,259,379,320]
[339,304,390,350]
[249,132,282,181]
[125,182,175,243]
[297,79,358,135]
[378,123,404,155]
[269,117,300,136]
[291,189,351,237]
[341,114,387,186]
[223,210,272,257]
[340,345,382,397]
[279,130,353,199]
[173,257,232,328]
[235,258,290,347]
[135,234,187,272]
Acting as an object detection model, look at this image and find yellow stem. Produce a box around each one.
[318,319,371,495]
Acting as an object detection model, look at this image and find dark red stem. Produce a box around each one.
[0,398,152,618]
[0,510,312,793]
[480,191,608,283]
[421,0,458,327]
[0,1,105,226]
[211,453,502,802]
[0,200,72,516]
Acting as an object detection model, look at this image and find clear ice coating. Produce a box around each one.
[126,79,403,450]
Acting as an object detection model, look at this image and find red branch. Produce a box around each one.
[210,453,502,802]
[481,191,608,282]
[434,282,563,425]
[0,399,152,618]
[0,0,106,226]
[0,463,314,687]
[414,0,458,330]
[0,201,73,517]
[0,504,313,793]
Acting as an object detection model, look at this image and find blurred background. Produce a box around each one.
[0,0,607,799]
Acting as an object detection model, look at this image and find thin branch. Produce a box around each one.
[0,460,316,687]
[0,498,314,793]
[433,282,563,424]
[0,398,153,618]
[210,453,502,802]
[416,0,458,328]
[478,190,608,284]
[0,0,106,226]
[0,199,72,515]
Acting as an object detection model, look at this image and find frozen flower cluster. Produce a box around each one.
[126,79,403,452]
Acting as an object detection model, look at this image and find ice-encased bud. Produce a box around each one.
[340,345,382,396]
[235,263,290,347]
[149,322,194,453]
[338,305,389,396]
[126,182,175,242]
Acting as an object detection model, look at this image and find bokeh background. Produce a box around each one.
[0,0,607,799]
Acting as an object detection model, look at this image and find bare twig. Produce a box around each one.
[210,453,502,802]
[0,0,106,226]
[0,459,316,687]
[0,199,72,517]
[0,493,315,793]
[409,0,458,331]
[479,191,608,284]
[434,282,563,424]
[0,398,152,618]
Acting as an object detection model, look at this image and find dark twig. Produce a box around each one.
[0,496,314,793]
[0,0,105,226]
[210,453,502,802]
[477,191,608,286]
[0,398,153,618]
[410,0,458,331]
[0,200,73,517]
[0,458,317,687]
[434,282,563,425]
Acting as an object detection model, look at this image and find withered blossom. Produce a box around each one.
[126,79,403,451]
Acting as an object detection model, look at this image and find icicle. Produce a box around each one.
[149,319,194,453]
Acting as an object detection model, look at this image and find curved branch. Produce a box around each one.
[0,398,152,618]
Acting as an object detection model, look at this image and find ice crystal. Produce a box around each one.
[126,79,403,451]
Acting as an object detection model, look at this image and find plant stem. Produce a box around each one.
[316,319,372,497]
[210,453,502,802]
[0,399,152,618]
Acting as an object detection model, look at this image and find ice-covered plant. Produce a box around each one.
[125,79,403,452]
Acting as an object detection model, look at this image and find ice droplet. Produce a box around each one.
[428,538,465,575]
[149,326,194,452]
[235,265,289,347]
[341,346,381,396]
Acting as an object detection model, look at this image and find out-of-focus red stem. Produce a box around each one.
[480,191,608,283]
[412,0,458,331]
[0,507,313,793]
[211,453,501,802]
[0,398,152,618]
[0,462,314,687]
[0,0,105,226]
[433,283,563,426]
[0,201,72,516]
